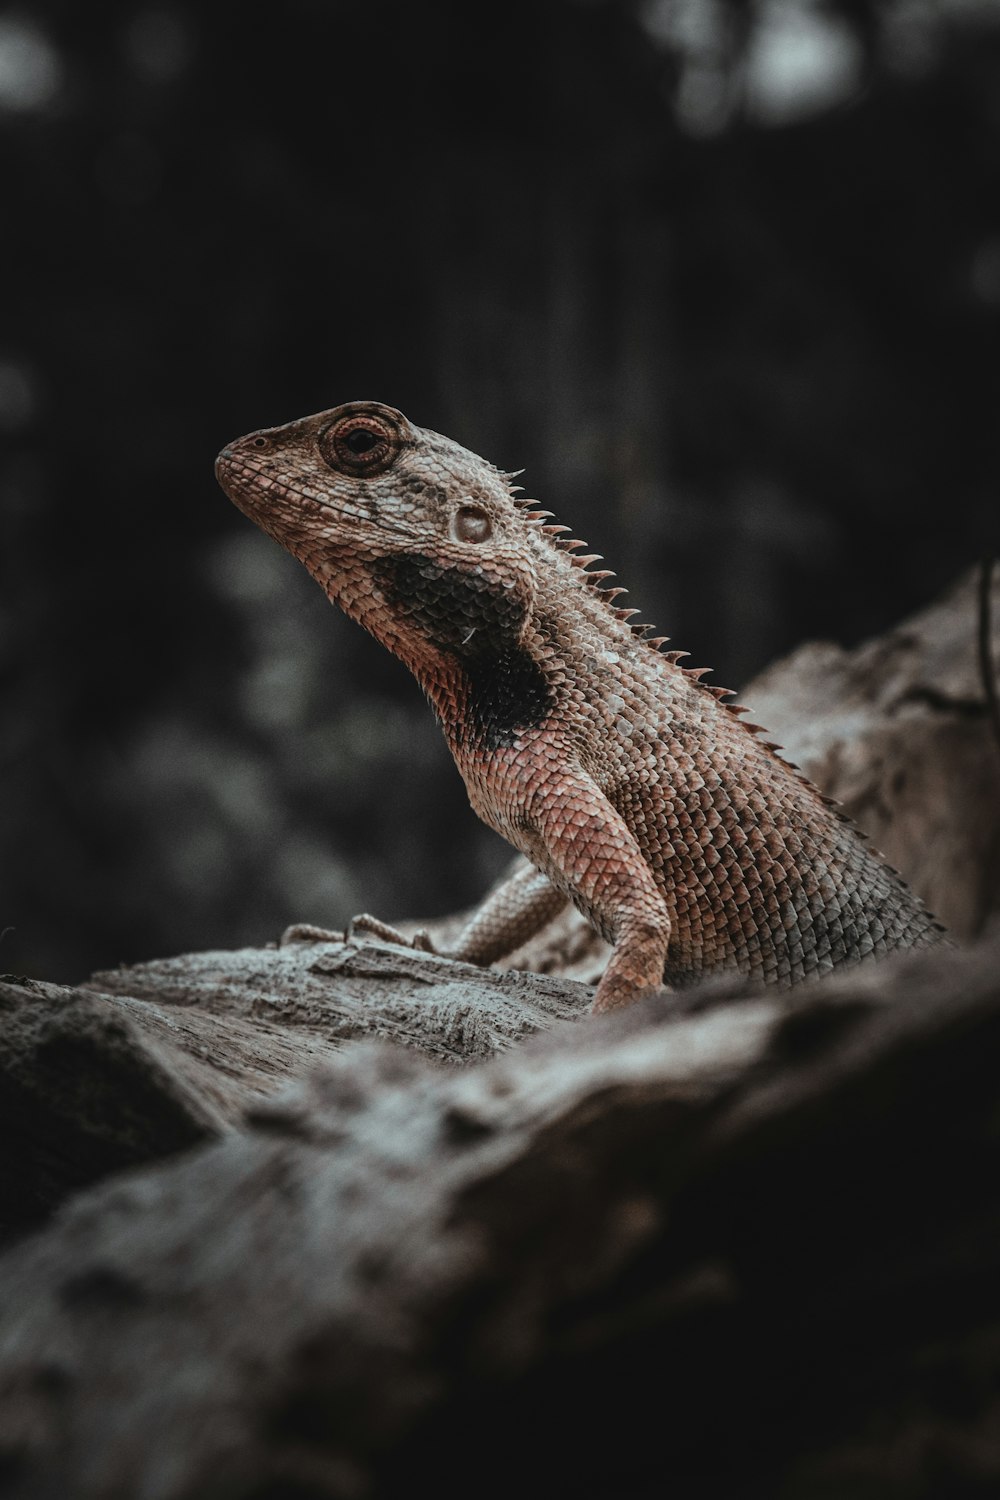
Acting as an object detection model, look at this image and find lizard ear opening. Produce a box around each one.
[451,505,492,544]
[318,412,402,477]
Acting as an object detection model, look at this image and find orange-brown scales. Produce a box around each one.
[216,401,945,1012]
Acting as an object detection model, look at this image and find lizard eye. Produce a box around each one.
[452,505,492,544]
[319,412,401,477]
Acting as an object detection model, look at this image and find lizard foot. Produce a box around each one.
[346,913,437,953]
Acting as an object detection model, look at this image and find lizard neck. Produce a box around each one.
[416,638,556,755]
[420,571,642,755]
[434,551,659,751]
[338,549,558,754]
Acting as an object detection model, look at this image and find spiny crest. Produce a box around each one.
[507,473,861,815]
[507,480,754,717]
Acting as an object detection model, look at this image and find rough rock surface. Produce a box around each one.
[1,937,999,1499]
[0,942,588,1239]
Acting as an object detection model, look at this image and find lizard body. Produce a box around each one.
[215,401,944,1011]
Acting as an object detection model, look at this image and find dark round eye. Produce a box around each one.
[319,412,401,476]
[344,428,379,455]
[452,505,492,544]
[251,435,269,449]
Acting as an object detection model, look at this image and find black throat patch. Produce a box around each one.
[371,552,553,749]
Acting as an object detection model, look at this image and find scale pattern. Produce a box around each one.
[216,401,945,1012]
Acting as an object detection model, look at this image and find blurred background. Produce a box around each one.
[1,0,997,982]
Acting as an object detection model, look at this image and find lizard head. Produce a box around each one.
[215,400,542,694]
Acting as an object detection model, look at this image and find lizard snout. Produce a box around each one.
[214,441,263,513]
[214,446,239,496]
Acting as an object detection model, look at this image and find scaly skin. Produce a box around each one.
[215,401,944,1011]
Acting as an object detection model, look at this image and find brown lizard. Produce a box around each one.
[215,400,945,1011]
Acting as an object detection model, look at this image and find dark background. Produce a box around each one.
[2,0,997,983]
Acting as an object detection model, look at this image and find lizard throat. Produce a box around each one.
[369,551,554,750]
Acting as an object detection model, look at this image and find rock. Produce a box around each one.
[744,566,1000,938]
[0,940,589,1240]
[0,937,998,1498]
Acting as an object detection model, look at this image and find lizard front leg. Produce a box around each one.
[515,770,672,1014]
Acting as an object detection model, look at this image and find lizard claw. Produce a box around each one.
[346,913,437,954]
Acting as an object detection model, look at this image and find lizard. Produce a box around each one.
[215,400,945,1012]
